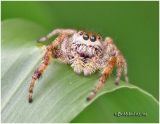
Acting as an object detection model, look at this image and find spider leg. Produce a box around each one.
[28,34,65,103]
[115,56,128,84]
[115,55,124,85]
[38,28,76,42]
[105,37,129,84]
[86,56,116,101]
[123,61,128,83]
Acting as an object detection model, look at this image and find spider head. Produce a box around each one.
[72,31,103,58]
[73,31,103,45]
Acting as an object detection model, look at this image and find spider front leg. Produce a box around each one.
[28,34,65,103]
[38,28,76,42]
[86,56,116,101]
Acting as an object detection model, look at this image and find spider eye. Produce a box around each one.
[83,34,89,40]
[90,35,96,42]
[79,31,83,35]
[97,35,101,40]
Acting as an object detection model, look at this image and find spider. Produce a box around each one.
[28,28,128,103]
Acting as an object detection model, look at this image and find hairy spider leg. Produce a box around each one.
[38,28,76,42]
[123,59,128,83]
[86,56,116,101]
[105,37,128,85]
[28,34,65,103]
[115,55,128,84]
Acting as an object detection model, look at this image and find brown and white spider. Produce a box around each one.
[28,28,128,103]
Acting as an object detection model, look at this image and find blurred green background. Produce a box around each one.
[2,1,159,100]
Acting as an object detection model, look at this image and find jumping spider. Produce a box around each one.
[28,29,128,103]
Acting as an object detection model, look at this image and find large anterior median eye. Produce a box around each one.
[97,35,102,40]
[83,34,89,40]
[90,35,96,42]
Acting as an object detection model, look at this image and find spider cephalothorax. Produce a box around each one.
[71,31,103,58]
[28,29,128,103]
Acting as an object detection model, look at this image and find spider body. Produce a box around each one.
[56,31,105,75]
[28,29,128,103]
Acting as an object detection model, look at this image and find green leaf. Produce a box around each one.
[2,19,159,123]
[72,88,159,123]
